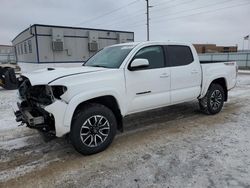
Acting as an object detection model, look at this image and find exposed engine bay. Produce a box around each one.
[15,76,67,136]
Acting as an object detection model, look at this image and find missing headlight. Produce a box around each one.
[51,86,67,99]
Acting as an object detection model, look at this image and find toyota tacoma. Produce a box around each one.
[14,41,237,155]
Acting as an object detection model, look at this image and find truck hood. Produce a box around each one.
[22,66,106,85]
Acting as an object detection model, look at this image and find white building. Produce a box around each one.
[0,45,15,64]
[12,24,134,72]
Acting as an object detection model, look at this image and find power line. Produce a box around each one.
[92,8,146,28]
[151,1,250,24]
[116,1,250,29]
[73,0,140,26]
[151,0,235,20]
[83,0,201,31]
[93,0,184,28]
[152,0,199,12]
[98,0,199,30]
[151,0,175,7]
[112,0,231,28]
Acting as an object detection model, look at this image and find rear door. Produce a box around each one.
[165,45,201,104]
[125,45,171,114]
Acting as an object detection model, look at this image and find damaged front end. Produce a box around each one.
[15,76,67,137]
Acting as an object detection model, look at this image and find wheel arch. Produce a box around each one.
[211,78,228,101]
[70,95,123,133]
[201,77,228,101]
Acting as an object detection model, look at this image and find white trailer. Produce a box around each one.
[12,24,134,73]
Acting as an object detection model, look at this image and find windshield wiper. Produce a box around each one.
[90,65,109,68]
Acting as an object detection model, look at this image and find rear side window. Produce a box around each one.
[166,45,194,66]
[133,46,165,69]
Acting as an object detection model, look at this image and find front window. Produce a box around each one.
[84,45,135,68]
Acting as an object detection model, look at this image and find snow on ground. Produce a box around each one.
[0,89,18,130]
[0,73,250,187]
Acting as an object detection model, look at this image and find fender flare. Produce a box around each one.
[63,90,124,127]
[199,76,228,99]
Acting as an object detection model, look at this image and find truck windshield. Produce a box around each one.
[84,45,135,68]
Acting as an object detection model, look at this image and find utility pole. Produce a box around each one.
[146,0,149,41]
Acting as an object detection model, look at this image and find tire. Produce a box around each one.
[6,68,17,84]
[199,83,225,115]
[1,68,18,90]
[70,103,117,155]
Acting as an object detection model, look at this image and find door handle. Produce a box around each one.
[160,73,169,78]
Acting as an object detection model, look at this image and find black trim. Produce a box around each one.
[12,24,134,43]
[200,61,228,64]
[34,26,40,63]
[18,60,85,64]
[39,61,84,64]
[36,34,133,41]
[36,34,52,37]
[163,45,170,67]
[161,45,168,67]
[65,35,88,39]
[127,38,134,42]
[48,70,103,84]
[17,61,40,63]
[0,54,15,56]
[12,27,30,42]
[37,34,88,39]
[136,91,151,95]
[99,37,117,40]
[35,24,134,34]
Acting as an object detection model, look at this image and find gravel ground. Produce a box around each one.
[0,73,250,188]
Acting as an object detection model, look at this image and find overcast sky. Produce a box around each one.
[0,0,250,49]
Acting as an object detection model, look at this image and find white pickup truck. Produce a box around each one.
[15,41,237,155]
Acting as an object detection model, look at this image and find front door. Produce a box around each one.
[125,45,171,114]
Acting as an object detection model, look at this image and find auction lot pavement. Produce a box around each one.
[1,73,250,188]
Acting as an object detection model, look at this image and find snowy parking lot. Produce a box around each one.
[1,73,250,188]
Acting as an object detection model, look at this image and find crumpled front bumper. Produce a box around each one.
[14,99,70,137]
[44,100,70,137]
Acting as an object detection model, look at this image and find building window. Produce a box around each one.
[28,40,32,53]
[24,42,27,54]
[17,45,20,55]
[21,43,23,54]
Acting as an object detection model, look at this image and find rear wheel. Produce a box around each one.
[71,103,117,155]
[199,84,225,115]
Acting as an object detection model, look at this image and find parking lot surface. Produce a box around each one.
[0,73,250,188]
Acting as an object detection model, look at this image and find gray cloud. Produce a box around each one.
[0,0,249,49]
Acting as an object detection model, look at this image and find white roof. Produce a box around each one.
[110,41,192,48]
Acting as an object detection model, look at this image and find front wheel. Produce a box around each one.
[199,84,225,115]
[71,103,117,155]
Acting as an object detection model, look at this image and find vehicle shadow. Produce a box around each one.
[123,100,201,132]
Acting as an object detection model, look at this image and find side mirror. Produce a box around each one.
[129,58,149,71]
